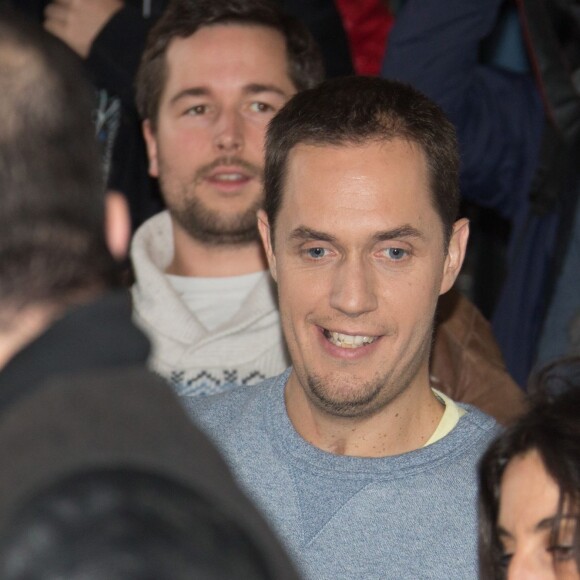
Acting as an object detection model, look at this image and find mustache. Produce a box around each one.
[194,156,263,182]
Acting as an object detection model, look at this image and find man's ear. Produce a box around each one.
[439,218,469,296]
[142,119,159,178]
[257,209,277,281]
[105,191,131,260]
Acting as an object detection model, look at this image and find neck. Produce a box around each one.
[167,218,268,277]
[284,369,444,458]
[0,305,60,370]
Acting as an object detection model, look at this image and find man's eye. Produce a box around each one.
[547,545,575,561]
[306,247,327,259]
[385,247,408,261]
[499,552,513,569]
[185,104,207,116]
[250,101,275,113]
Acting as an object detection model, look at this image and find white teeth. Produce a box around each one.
[326,331,377,349]
[213,173,245,181]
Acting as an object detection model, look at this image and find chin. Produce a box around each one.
[305,371,391,418]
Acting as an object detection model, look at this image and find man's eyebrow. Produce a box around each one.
[288,225,425,244]
[497,526,512,540]
[169,84,289,108]
[244,83,290,99]
[169,87,210,107]
[536,515,578,532]
[497,515,577,539]
[373,225,425,243]
[289,226,337,243]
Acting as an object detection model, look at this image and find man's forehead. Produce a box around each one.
[283,139,430,194]
[163,23,295,90]
[275,140,440,237]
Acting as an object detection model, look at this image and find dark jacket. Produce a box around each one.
[381,0,572,386]
[0,291,301,580]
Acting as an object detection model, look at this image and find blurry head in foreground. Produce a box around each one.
[0,468,273,580]
[479,362,580,579]
[0,9,130,368]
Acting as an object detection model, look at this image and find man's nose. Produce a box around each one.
[506,549,553,580]
[329,258,378,317]
[213,109,244,153]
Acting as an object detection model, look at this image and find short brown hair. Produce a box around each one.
[136,0,324,129]
[264,76,461,250]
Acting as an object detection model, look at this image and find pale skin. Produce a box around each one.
[0,306,60,370]
[498,450,579,579]
[258,140,469,457]
[142,25,297,278]
[44,0,124,59]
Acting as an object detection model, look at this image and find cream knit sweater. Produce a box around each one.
[130,211,289,396]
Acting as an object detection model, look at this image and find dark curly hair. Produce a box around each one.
[478,366,580,578]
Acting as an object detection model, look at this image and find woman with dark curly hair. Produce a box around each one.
[479,357,580,579]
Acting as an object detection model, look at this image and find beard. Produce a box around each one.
[303,326,433,419]
[159,156,264,246]
[307,371,391,418]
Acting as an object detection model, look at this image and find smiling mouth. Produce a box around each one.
[323,329,379,349]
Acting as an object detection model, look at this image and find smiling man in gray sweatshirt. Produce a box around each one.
[186,76,499,580]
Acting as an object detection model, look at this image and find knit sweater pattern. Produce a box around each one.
[130,211,289,396]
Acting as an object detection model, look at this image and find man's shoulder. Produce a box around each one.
[453,403,502,454]
[459,403,500,430]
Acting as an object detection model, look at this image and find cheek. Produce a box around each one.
[276,263,330,307]
[158,123,209,159]
[174,127,208,157]
[275,268,324,333]
[244,123,268,157]
[380,267,442,310]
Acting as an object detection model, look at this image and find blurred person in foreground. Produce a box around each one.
[479,358,580,579]
[0,10,300,579]
[0,468,280,580]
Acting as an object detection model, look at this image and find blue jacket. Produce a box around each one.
[382,0,554,386]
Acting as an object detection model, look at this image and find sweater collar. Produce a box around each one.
[131,211,279,345]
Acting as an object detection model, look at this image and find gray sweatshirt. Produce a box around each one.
[185,369,499,580]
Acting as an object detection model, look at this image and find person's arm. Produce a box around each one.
[44,0,156,106]
[381,0,544,220]
[44,0,124,59]
[86,4,154,106]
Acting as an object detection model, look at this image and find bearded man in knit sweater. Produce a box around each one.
[130,0,324,396]
[186,77,499,579]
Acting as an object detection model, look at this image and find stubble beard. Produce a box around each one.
[160,156,264,246]
[304,326,434,419]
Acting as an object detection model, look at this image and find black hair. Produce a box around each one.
[479,367,580,578]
